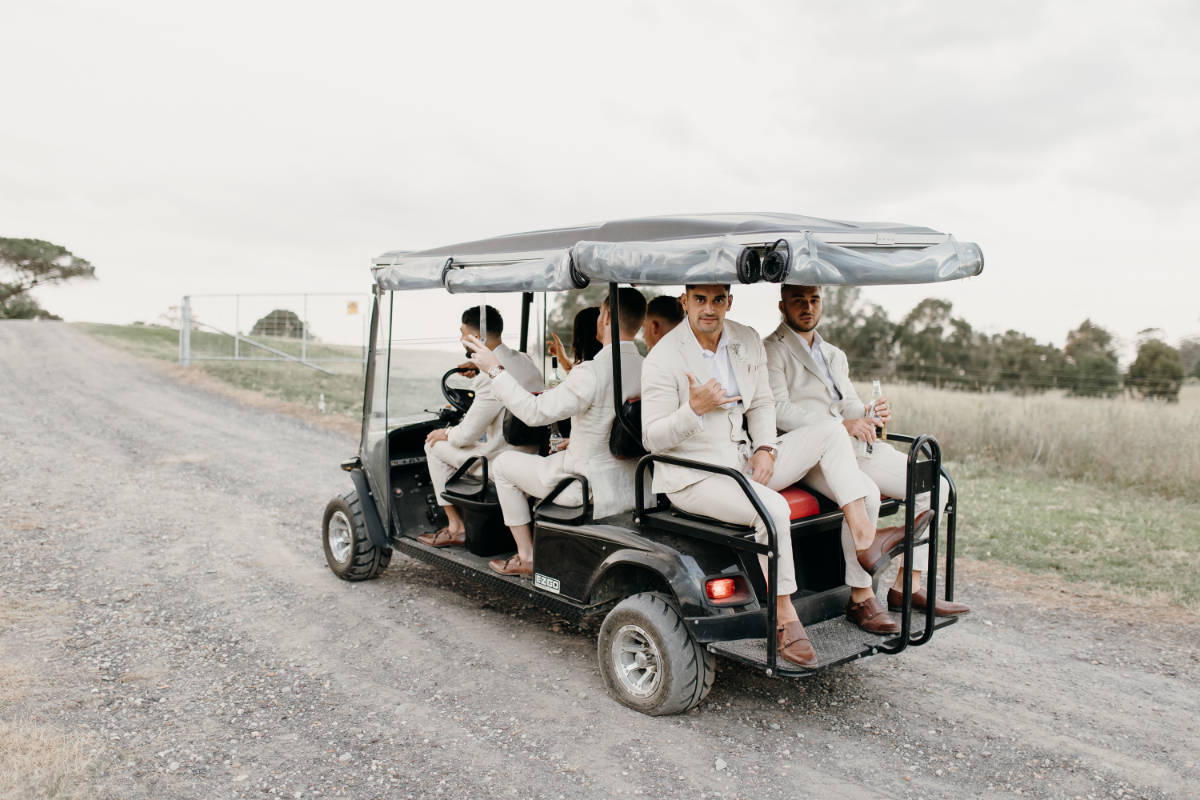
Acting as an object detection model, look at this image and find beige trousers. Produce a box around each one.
[424,440,481,505]
[806,437,948,588]
[667,421,873,597]
[491,450,584,527]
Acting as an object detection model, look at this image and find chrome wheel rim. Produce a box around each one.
[328,510,353,564]
[612,623,662,698]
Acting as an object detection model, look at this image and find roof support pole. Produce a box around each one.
[609,282,639,442]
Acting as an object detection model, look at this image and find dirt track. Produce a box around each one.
[1,320,1197,800]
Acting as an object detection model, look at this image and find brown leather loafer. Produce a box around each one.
[488,554,532,577]
[887,588,970,617]
[776,621,818,669]
[856,509,932,572]
[846,596,900,635]
[417,528,466,548]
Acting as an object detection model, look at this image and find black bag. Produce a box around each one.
[609,398,646,460]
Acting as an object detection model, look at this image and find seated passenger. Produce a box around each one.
[418,305,543,548]
[643,294,684,351]
[640,284,894,669]
[548,306,602,375]
[463,289,647,576]
[764,284,968,619]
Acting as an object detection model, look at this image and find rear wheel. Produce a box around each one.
[322,491,392,581]
[597,592,715,716]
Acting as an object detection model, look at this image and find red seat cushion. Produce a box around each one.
[779,485,821,520]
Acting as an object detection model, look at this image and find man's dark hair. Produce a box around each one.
[684,284,732,292]
[602,287,648,336]
[461,305,504,335]
[646,294,684,324]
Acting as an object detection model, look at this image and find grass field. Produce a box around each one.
[79,323,1200,608]
[880,381,1200,501]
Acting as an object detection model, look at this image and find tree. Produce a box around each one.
[1177,336,1200,379]
[250,309,310,339]
[817,286,895,378]
[1064,318,1117,362]
[1126,339,1184,401]
[1063,319,1121,397]
[0,237,96,319]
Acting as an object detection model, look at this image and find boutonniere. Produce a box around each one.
[729,342,749,364]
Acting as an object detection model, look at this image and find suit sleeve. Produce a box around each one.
[835,351,866,420]
[765,338,810,433]
[745,336,779,449]
[447,375,501,448]
[490,364,594,427]
[641,352,702,453]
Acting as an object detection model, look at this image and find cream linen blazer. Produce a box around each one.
[445,344,543,456]
[762,322,866,433]
[640,319,778,495]
[489,341,644,518]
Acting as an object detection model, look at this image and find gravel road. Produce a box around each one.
[1,320,1197,800]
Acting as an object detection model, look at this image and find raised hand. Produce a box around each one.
[687,372,739,416]
[547,332,574,373]
[462,333,501,374]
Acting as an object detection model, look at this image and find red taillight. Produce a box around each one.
[706,578,737,601]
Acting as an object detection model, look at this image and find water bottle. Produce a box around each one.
[870,379,885,440]
[548,422,566,454]
[548,356,562,388]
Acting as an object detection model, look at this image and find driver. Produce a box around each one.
[463,289,647,577]
[419,305,542,548]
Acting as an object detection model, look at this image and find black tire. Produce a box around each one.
[322,490,392,581]
[597,592,715,716]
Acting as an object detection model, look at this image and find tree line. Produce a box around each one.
[819,287,1196,402]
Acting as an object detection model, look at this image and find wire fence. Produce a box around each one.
[176,293,372,374]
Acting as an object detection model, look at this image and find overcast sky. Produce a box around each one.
[4,0,1198,360]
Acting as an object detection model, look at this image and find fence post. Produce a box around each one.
[234,294,240,360]
[180,296,192,366]
[302,293,309,362]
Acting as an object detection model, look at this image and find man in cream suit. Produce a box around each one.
[764,284,969,618]
[463,289,647,577]
[641,284,896,669]
[418,305,543,548]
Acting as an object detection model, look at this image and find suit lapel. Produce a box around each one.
[728,329,753,406]
[777,322,827,385]
[818,341,847,400]
[678,328,713,386]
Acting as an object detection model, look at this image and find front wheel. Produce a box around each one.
[597,592,715,716]
[322,491,392,581]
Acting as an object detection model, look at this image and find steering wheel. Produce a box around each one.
[440,367,476,414]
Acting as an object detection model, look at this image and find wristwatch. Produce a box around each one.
[487,364,504,379]
[755,445,777,461]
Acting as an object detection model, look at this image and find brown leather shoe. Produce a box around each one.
[856,509,932,573]
[417,527,466,548]
[846,596,901,635]
[488,554,532,577]
[887,587,970,617]
[776,621,818,669]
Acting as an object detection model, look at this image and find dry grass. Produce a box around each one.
[877,382,1200,500]
[0,720,99,800]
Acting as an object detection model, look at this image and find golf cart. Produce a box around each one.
[322,213,983,715]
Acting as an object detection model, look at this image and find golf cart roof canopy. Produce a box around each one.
[372,212,984,293]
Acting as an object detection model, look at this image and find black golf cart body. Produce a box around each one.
[322,213,984,715]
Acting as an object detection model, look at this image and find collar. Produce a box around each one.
[686,321,729,357]
[789,326,823,355]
